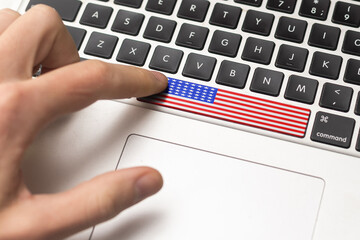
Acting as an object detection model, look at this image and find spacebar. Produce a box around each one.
[139,78,311,138]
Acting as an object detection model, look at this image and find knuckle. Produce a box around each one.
[30,4,62,28]
[0,84,26,120]
[86,60,109,85]
[92,191,120,221]
[0,8,20,17]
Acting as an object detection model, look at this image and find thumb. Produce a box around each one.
[1,167,163,240]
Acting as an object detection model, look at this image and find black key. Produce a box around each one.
[143,17,177,43]
[241,37,275,65]
[309,52,342,80]
[208,30,242,57]
[215,60,250,89]
[146,0,177,15]
[342,30,360,57]
[284,75,318,104]
[354,92,360,115]
[299,0,330,20]
[177,0,210,22]
[114,0,143,8]
[311,111,355,148]
[275,44,308,72]
[66,26,86,50]
[242,10,274,36]
[116,39,151,66]
[84,32,118,59]
[175,23,209,50]
[149,46,184,73]
[356,129,360,151]
[275,16,307,43]
[111,10,144,36]
[319,83,353,112]
[308,23,340,50]
[182,53,217,81]
[234,0,262,7]
[332,1,360,27]
[27,0,82,22]
[80,3,113,29]
[267,0,297,13]
[209,3,242,29]
[344,59,360,85]
[250,68,284,96]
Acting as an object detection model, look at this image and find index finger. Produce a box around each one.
[26,60,168,123]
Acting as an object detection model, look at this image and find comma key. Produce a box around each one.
[311,112,355,149]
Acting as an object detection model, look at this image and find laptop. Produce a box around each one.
[2,0,360,239]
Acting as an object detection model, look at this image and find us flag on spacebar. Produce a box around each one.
[140,78,311,138]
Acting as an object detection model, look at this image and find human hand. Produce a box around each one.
[0,5,167,240]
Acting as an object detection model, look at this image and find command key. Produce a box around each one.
[311,112,355,148]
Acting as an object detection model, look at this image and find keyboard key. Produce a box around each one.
[309,52,342,80]
[143,16,177,43]
[355,130,360,152]
[177,0,210,22]
[308,23,340,50]
[114,0,143,8]
[241,37,275,65]
[182,53,217,81]
[354,92,360,115]
[344,59,360,85]
[275,44,308,72]
[311,111,355,148]
[342,30,360,57]
[250,68,284,96]
[275,16,307,43]
[27,0,82,22]
[116,39,150,66]
[299,0,330,20]
[234,0,262,7]
[332,1,360,27]
[208,30,242,57]
[266,0,297,13]
[146,0,177,15]
[66,26,86,50]
[80,3,113,29]
[284,75,318,104]
[209,3,242,29]
[215,60,250,89]
[111,10,144,36]
[149,46,184,73]
[84,32,118,59]
[242,10,274,36]
[175,23,209,50]
[319,83,353,112]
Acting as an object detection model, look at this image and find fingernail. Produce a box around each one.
[135,172,163,203]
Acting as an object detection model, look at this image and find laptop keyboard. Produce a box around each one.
[24,0,360,156]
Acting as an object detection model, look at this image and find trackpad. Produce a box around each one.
[91,135,324,240]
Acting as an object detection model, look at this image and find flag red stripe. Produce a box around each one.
[218,88,310,113]
[156,95,307,129]
[148,96,307,134]
[140,98,305,137]
[216,92,309,117]
[162,95,308,125]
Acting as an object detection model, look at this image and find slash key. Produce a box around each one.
[311,111,355,148]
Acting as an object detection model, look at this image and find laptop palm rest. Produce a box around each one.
[91,134,324,240]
